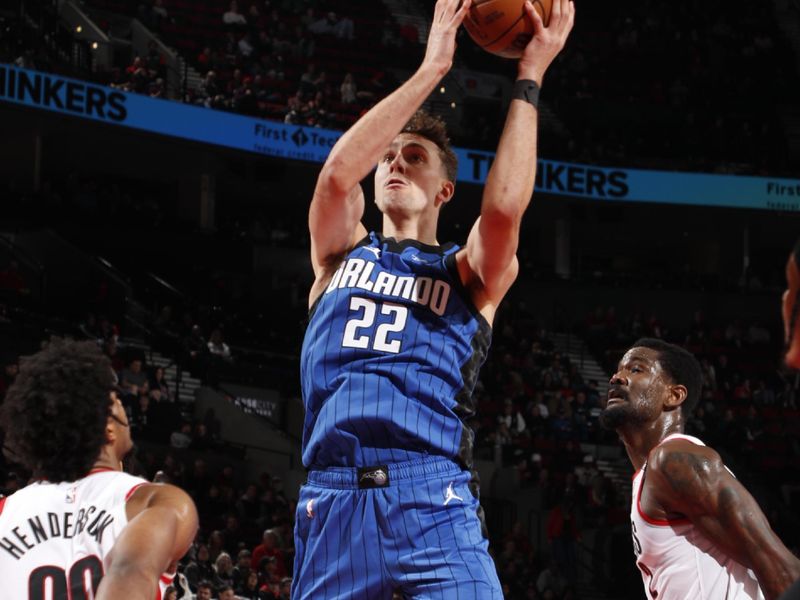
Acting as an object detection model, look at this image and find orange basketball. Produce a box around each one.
[462,0,552,59]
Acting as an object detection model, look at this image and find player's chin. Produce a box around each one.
[598,403,636,430]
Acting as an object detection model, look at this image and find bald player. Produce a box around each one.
[601,337,800,599]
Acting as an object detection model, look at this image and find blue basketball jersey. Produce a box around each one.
[300,232,492,469]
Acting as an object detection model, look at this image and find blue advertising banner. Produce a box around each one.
[1,65,798,211]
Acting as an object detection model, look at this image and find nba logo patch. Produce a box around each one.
[65,487,77,503]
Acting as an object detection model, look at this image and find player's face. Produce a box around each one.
[783,251,800,369]
[600,347,668,430]
[108,391,133,457]
[374,134,452,216]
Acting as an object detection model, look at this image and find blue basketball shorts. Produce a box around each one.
[292,457,503,600]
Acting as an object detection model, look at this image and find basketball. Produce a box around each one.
[462,0,552,59]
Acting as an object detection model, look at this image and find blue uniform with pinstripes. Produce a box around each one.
[295,232,502,599]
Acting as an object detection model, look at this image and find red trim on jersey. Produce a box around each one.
[87,467,117,476]
[124,482,147,502]
[637,468,691,527]
[160,573,175,584]
[0,496,6,516]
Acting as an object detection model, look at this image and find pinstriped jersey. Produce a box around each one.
[0,469,175,600]
[630,434,764,600]
[300,232,491,469]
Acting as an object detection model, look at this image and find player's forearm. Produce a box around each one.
[482,96,539,221]
[96,566,159,600]
[320,63,447,192]
[751,550,800,599]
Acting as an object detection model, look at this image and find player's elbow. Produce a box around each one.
[481,206,523,234]
[318,159,353,198]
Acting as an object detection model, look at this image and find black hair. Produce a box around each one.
[632,338,703,418]
[0,338,114,482]
[401,110,458,182]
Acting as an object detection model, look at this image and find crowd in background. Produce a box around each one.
[1,285,799,599]
[3,0,796,176]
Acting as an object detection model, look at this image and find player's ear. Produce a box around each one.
[436,180,455,207]
[665,384,687,410]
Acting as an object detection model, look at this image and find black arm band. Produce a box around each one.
[512,79,541,109]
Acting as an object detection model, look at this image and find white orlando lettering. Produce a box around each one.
[326,258,451,315]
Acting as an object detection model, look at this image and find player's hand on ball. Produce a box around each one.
[423,0,472,75]
[519,0,574,82]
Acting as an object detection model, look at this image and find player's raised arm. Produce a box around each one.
[648,440,800,599]
[309,0,471,280]
[96,483,198,600]
[465,0,574,301]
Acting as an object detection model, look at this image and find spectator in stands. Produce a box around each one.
[129,391,154,439]
[120,357,149,398]
[232,548,253,590]
[237,570,261,599]
[208,328,233,362]
[203,532,225,564]
[150,365,172,400]
[547,496,580,578]
[498,398,527,435]
[163,586,178,600]
[171,421,194,448]
[223,1,247,27]
[186,544,216,591]
[185,324,209,369]
[194,581,215,600]
[340,72,357,104]
[536,558,569,598]
[250,529,286,579]
[213,552,236,590]
[278,577,291,600]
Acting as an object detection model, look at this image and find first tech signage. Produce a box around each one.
[2,65,799,211]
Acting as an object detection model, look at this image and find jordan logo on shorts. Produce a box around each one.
[443,482,463,505]
[306,498,315,519]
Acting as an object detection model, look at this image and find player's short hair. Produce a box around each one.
[401,110,458,182]
[632,338,703,418]
[0,338,114,482]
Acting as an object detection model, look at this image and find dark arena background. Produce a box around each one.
[1,0,800,598]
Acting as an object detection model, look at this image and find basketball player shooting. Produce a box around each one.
[294,0,574,598]
[0,339,198,600]
[600,338,800,599]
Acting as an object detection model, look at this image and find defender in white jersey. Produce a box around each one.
[601,338,800,600]
[0,339,198,600]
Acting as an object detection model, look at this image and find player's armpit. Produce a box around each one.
[96,483,198,600]
[649,442,800,599]
[463,215,520,304]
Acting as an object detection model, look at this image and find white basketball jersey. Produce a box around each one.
[0,469,174,600]
[630,433,764,600]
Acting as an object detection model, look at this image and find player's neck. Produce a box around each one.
[382,213,439,246]
[92,447,125,473]
[619,419,684,472]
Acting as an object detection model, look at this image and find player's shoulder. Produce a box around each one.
[648,436,724,479]
[125,481,196,514]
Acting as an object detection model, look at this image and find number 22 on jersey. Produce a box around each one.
[342,297,408,354]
